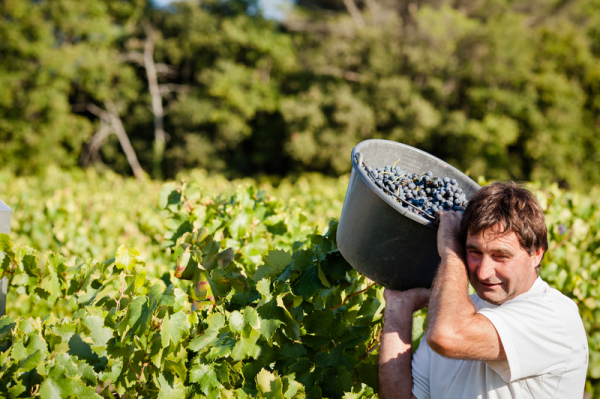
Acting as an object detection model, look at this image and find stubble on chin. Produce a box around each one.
[469,275,506,305]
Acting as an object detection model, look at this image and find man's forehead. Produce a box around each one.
[466,223,518,245]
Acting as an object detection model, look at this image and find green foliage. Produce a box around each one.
[0,0,144,174]
[1,0,599,187]
[532,183,600,396]
[1,170,600,396]
[0,181,383,398]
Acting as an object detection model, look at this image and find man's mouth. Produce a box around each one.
[479,281,502,288]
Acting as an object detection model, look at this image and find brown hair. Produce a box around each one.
[459,181,548,260]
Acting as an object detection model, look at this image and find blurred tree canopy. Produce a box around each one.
[1,0,599,188]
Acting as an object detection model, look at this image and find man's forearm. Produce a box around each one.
[426,251,476,350]
[379,305,415,399]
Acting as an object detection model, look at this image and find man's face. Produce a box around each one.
[465,223,544,305]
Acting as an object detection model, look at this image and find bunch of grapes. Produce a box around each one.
[362,162,468,219]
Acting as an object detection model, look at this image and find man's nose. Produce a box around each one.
[477,255,496,280]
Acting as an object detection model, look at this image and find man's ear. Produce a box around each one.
[532,246,545,268]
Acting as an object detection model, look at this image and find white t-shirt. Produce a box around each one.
[412,278,588,399]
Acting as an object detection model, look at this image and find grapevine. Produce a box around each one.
[0,174,599,397]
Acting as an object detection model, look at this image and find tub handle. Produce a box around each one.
[354,152,363,168]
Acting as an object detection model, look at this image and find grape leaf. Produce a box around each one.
[165,359,187,380]
[174,250,194,280]
[229,311,244,333]
[0,233,15,257]
[41,253,67,297]
[322,251,352,280]
[206,334,236,360]
[282,375,305,399]
[98,360,122,384]
[290,249,313,271]
[302,310,345,348]
[257,298,285,341]
[209,268,232,297]
[338,326,370,349]
[17,349,43,373]
[218,247,235,268]
[292,262,325,298]
[22,254,41,278]
[190,364,221,394]
[155,372,186,399]
[324,220,338,244]
[256,368,285,399]
[288,358,319,389]
[357,358,378,391]
[201,240,221,270]
[229,209,252,240]
[0,316,16,340]
[115,245,141,271]
[40,360,76,399]
[276,296,301,341]
[52,321,77,343]
[244,307,260,329]
[188,313,225,352]
[305,386,323,399]
[77,360,98,386]
[158,285,177,307]
[322,366,353,398]
[21,332,49,358]
[83,315,113,349]
[6,380,26,398]
[74,385,102,399]
[277,343,307,367]
[161,311,191,348]
[317,264,330,288]
[40,379,64,399]
[315,346,354,371]
[127,295,154,336]
[158,183,179,210]
[253,250,292,282]
[231,328,261,361]
[68,334,100,364]
[256,278,272,305]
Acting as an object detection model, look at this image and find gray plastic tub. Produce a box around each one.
[336,140,480,291]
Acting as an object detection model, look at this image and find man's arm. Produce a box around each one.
[425,211,506,361]
[378,288,428,399]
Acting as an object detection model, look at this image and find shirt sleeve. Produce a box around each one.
[411,335,431,399]
[478,295,571,382]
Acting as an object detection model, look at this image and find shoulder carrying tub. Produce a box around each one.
[336,139,480,291]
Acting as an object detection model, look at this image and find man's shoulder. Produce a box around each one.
[477,278,585,340]
[474,278,578,314]
[513,278,579,315]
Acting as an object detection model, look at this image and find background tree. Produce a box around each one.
[1,0,599,189]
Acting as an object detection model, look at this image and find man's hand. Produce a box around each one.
[436,210,464,258]
[379,287,430,399]
[384,287,430,315]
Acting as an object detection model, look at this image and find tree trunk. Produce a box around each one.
[343,0,365,27]
[143,22,166,180]
[104,100,145,180]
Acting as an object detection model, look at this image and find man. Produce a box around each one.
[378,181,588,399]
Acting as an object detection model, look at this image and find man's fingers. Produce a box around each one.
[383,287,430,311]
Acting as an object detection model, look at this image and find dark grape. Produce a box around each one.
[362,161,468,220]
[557,224,568,235]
